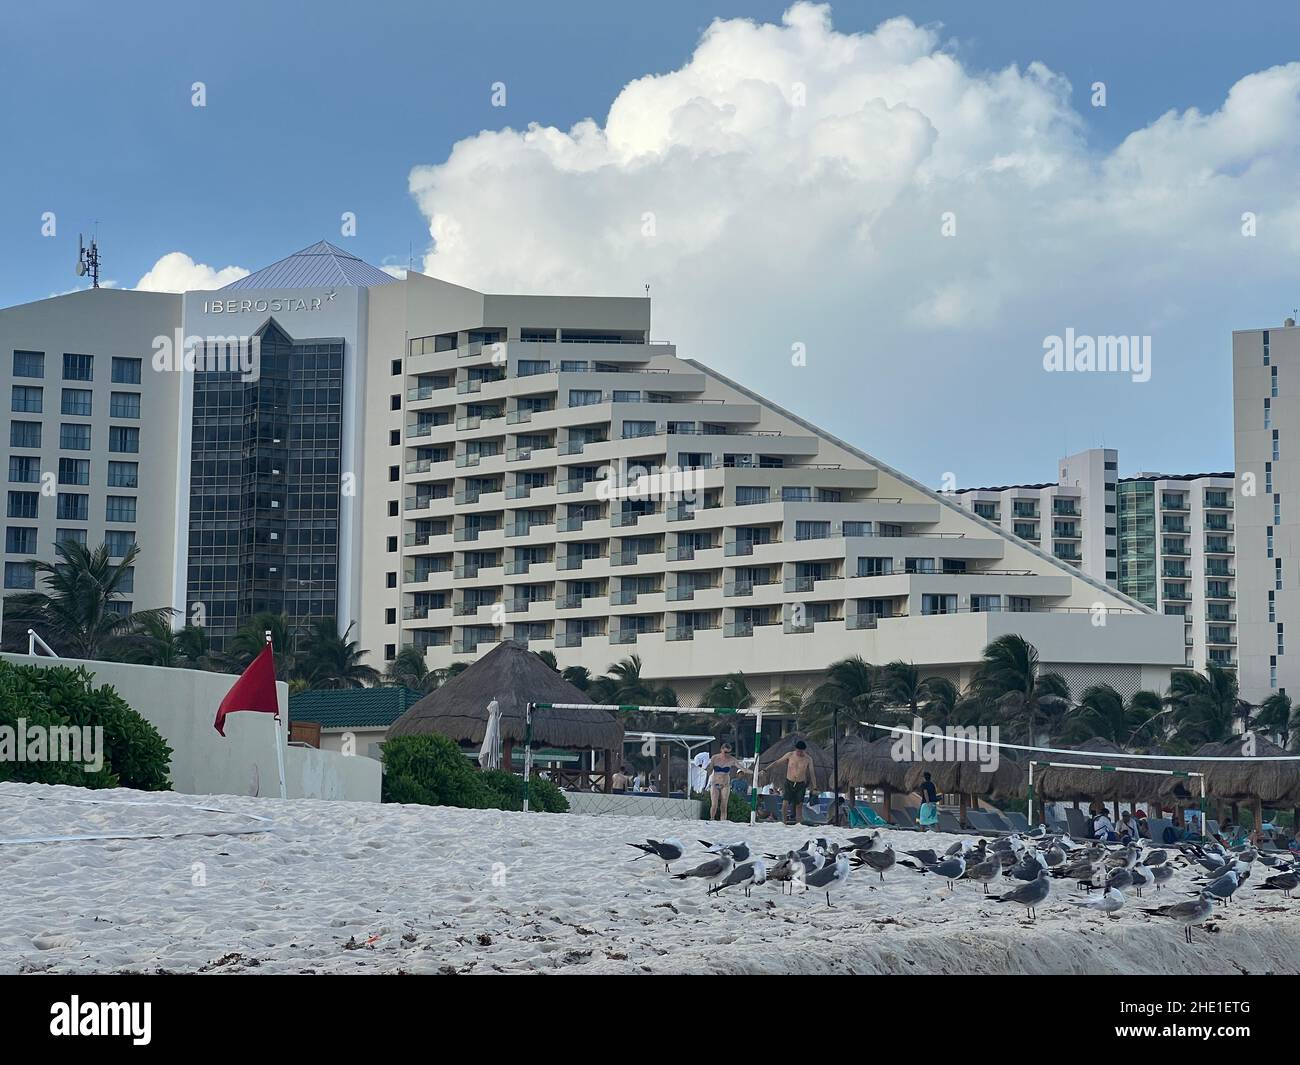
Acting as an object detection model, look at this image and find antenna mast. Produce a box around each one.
[77,233,101,288]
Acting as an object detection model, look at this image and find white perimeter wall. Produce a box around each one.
[1,654,380,802]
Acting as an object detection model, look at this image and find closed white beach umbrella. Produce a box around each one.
[478,698,502,769]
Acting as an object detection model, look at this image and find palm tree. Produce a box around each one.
[919,677,962,727]
[803,655,880,742]
[535,649,560,672]
[2,541,173,660]
[385,646,438,693]
[131,615,211,669]
[226,612,301,678]
[700,672,755,747]
[876,660,951,725]
[433,661,470,687]
[561,665,592,691]
[601,654,676,705]
[971,634,1071,743]
[298,620,381,690]
[1255,691,1294,748]
[1060,684,1131,745]
[1164,665,1242,748]
[1125,689,1168,746]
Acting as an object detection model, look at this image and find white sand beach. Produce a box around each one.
[2,781,1297,975]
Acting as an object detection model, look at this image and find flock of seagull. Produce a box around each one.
[627,825,1299,943]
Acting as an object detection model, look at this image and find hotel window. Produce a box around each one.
[56,493,88,521]
[1271,657,1278,688]
[8,456,39,484]
[3,561,35,589]
[1276,495,1283,524]
[12,350,43,378]
[109,426,140,453]
[795,520,831,541]
[56,528,87,547]
[735,486,769,506]
[621,419,655,438]
[118,567,135,594]
[612,390,642,403]
[107,461,138,488]
[1268,527,1275,558]
[11,385,42,413]
[61,388,92,416]
[905,557,936,574]
[10,421,40,448]
[1008,596,1032,612]
[62,353,93,381]
[971,594,1002,613]
[7,491,38,518]
[560,360,589,373]
[857,556,892,577]
[105,530,136,557]
[1267,462,1273,492]
[1264,331,1271,364]
[567,389,602,407]
[60,424,91,450]
[782,486,812,502]
[1265,398,1272,428]
[517,360,551,377]
[842,521,870,537]
[1270,591,1276,622]
[1277,558,1284,590]
[58,458,89,485]
[111,357,142,384]
[1279,624,1285,656]
[1273,430,1280,460]
[110,392,141,419]
[1271,365,1279,397]
[5,526,35,554]
[921,593,957,615]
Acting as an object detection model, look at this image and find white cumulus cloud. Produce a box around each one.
[135,252,248,293]
[407,2,1300,482]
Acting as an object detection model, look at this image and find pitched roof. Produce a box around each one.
[289,686,423,729]
[223,240,400,290]
[387,641,624,749]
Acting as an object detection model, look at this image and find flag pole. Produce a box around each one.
[267,630,287,800]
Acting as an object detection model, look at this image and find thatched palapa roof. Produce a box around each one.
[1158,736,1300,804]
[900,737,1026,800]
[387,641,624,750]
[836,735,913,791]
[758,732,832,785]
[1034,738,1166,802]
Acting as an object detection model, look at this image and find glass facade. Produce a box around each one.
[1117,481,1156,608]
[186,322,344,648]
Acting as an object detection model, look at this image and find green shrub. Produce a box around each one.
[0,660,172,790]
[479,769,569,813]
[699,790,754,823]
[381,734,491,808]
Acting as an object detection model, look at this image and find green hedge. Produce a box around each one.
[0,659,172,790]
[381,734,568,812]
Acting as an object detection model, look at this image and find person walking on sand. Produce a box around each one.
[767,740,817,825]
[917,770,940,832]
[706,743,743,820]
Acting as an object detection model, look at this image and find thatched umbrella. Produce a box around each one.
[388,641,624,787]
[1158,735,1300,835]
[1034,738,1165,808]
[837,735,913,824]
[757,732,832,786]
[901,747,1026,826]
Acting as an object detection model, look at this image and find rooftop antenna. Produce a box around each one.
[644,283,650,297]
[76,232,101,288]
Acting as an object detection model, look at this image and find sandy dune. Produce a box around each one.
[1,782,1296,975]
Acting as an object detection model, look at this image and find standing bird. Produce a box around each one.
[1069,886,1125,919]
[1194,868,1241,906]
[1151,864,1175,892]
[768,851,801,895]
[1257,869,1299,898]
[966,852,1002,895]
[627,838,687,872]
[804,852,852,907]
[991,870,1051,921]
[1106,867,1134,893]
[1143,848,1169,868]
[700,839,751,863]
[929,854,967,889]
[1129,864,1155,899]
[1054,857,1101,893]
[711,858,768,898]
[672,849,734,892]
[847,832,882,852]
[854,846,895,882]
[901,848,940,869]
[1043,844,1068,870]
[1145,891,1215,944]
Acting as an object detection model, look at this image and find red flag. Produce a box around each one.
[214,643,280,736]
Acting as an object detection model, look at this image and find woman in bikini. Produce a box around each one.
[706,743,743,820]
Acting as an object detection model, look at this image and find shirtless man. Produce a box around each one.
[768,740,816,825]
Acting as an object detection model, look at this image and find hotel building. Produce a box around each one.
[2,242,1184,701]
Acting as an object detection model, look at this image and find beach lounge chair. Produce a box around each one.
[1005,812,1031,833]
[964,811,1004,836]
[1206,819,1222,839]
[1066,808,1093,839]
[937,811,965,834]
[1145,817,1178,845]
[891,807,920,830]
[848,804,888,828]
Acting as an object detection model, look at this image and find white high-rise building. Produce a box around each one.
[950,450,1235,674]
[1,242,1185,702]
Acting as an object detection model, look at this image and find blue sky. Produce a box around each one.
[3,1,1298,483]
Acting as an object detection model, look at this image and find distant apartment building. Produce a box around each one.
[1233,321,1299,702]
[949,449,1235,674]
[2,241,1185,702]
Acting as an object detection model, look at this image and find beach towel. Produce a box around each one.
[919,802,938,826]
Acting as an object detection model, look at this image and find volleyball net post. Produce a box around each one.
[522,702,763,822]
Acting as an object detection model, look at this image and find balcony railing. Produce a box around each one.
[666,585,695,602]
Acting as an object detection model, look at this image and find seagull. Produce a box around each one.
[1106,867,1134,893]
[1054,857,1101,893]
[1010,852,1047,882]
[1143,848,1169,868]
[711,858,768,898]
[1043,844,1068,869]
[1257,869,1299,898]
[929,855,966,889]
[991,870,1051,921]
[902,848,940,868]
[846,832,882,852]
[1151,864,1175,892]
[854,846,896,881]
[1070,886,1125,919]
[768,851,801,895]
[804,852,851,906]
[1129,864,1155,899]
[627,838,687,872]
[966,852,1002,894]
[1192,868,1240,906]
[1106,845,1141,871]
[672,849,734,892]
[700,839,750,863]
[1145,891,1215,944]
